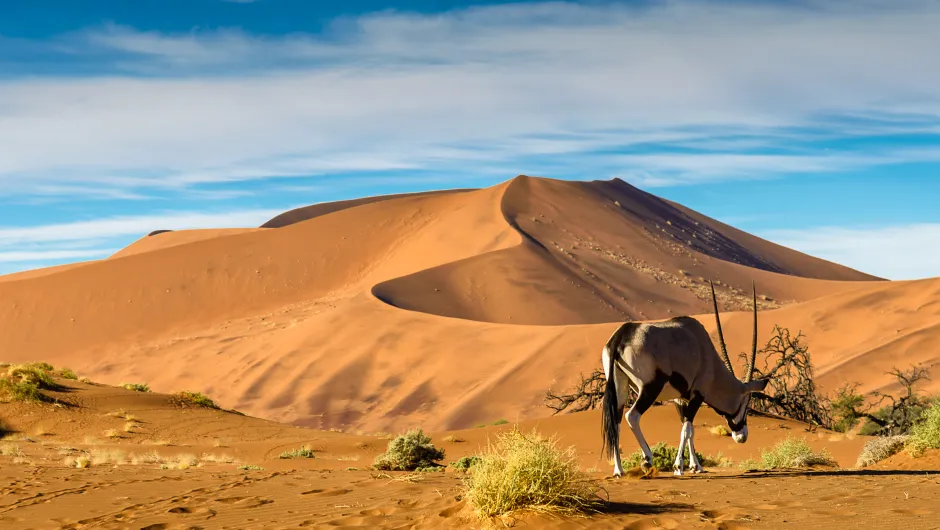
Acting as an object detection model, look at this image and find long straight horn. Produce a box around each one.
[744,281,758,383]
[710,281,735,377]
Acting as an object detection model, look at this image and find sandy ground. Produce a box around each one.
[2,378,938,530]
[2,378,939,529]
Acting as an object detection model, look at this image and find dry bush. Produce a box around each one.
[449,455,481,473]
[122,383,151,392]
[442,435,465,443]
[104,429,121,439]
[278,445,316,459]
[906,399,940,457]
[463,427,603,520]
[373,428,445,471]
[123,422,137,433]
[743,436,835,470]
[59,368,78,380]
[855,435,909,468]
[169,391,219,409]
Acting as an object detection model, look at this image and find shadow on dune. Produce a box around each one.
[713,469,939,479]
[598,500,696,516]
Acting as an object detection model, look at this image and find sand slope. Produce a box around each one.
[1,175,934,434]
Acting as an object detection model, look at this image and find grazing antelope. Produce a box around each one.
[601,281,769,477]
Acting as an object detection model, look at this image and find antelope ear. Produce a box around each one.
[745,378,769,393]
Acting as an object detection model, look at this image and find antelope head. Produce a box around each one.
[710,280,770,443]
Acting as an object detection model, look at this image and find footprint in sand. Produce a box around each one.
[301,488,351,497]
[624,516,681,530]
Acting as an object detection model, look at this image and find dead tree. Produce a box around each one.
[745,325,832,429]
[545,369,637,415]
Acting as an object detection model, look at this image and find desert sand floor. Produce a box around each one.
[3,465,940,530]
[3,378,939,530]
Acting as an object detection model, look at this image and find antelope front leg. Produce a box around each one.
[686,423,704,473]
[673,421,691,476]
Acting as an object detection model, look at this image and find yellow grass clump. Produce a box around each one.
[741,436,836,470]
[709,425,731,437]
[463,427,603,520]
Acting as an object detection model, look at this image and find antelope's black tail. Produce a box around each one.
[601,323,637,461]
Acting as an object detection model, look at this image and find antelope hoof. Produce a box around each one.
[673,467,683,476]
[640,461,652,473]
[690,466,703,474]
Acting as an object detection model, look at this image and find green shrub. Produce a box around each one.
[58,368,78,380]
[492,419,509,426]
[464,427,602,519]
[373,428,445,471]
[906,399,940,457]
[122,383,151,392]
[745,436,836,470]
[169,391,219,409]
[623,441,725,471]
[450,455,482,472]
[6,363,58,390]
[855,435,909,468]
[278,445,316,459]
[0,379,44,402]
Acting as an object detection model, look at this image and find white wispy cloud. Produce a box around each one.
[0,209,284,247]
[2,0,940,195]
[760,223,940,281]
[0,208,289,274]
[0,249,117,264]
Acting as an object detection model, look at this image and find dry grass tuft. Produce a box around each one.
[709,425,731,437]
[104,429,121,439]
[123,422,137,433]
[69,455,92,468]
[278,445,317,459]
[174,454,199,469]
[741,436,836,470]
[0,443,24,457]
[856,435,909,468]
[442,434,465,443]
[464,426,603,520]
[90,449,126,466]
[121,383,151,392]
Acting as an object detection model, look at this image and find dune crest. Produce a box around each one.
[2,175,933,433]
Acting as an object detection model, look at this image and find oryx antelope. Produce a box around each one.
[601,281,769,477]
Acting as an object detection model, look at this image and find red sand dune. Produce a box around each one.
[0,175,935,435]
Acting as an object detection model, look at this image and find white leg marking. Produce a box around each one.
[626,406,653,470]
[673,421,691,476]
[686,423,703,473]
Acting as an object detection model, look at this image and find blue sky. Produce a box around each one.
[2,0,940,280]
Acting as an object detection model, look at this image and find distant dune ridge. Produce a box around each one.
[1,175,936,433]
